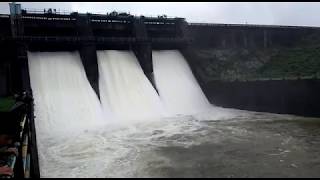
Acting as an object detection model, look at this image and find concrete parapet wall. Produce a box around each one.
[187,23,318,49]
[203,79,320,117]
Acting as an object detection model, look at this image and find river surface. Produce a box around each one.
[37,108,320,178]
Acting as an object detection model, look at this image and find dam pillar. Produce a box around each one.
[9,2,31,94]
[175,18,188,38]
[178,19,210,100]
[76,13,100,99]
[12,43,31,93]
[132,17,157,91]
[79,44,100,99]
[134,42,155,87]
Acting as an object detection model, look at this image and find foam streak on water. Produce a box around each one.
[152,50,212,115]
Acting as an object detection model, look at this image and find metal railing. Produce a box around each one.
[22,8,74,15]
[19,8,182,23]
[22,16,75,21]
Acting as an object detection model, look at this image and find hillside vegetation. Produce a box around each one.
[191,32,320,82]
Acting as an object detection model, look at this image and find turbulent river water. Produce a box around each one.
[28,50,320,178]
[37,109,320,178]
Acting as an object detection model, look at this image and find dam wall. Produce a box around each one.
[187,23,320,48]
[202,79,320,117]
[183,23,320,117]
[0,9,189,96]
[1,6,320,117]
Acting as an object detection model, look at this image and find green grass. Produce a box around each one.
[0,96,15,112]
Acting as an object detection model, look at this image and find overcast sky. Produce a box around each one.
[1,2,320,27]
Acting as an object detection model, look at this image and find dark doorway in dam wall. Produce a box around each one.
[202,79,320,117]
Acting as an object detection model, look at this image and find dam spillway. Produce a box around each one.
[27,49,220,177]
[1,4,320,118]
[28,51,107,137]
[97,50,165,121]
[26,49,320,178]
[152,50,211,115]
[27,51,108,176]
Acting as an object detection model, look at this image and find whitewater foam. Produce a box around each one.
[28,49,241,178]
[97,50,166,122]
[152,50,212,115]
[28,51,107,138]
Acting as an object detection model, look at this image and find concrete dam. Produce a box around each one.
[1,3,320,178]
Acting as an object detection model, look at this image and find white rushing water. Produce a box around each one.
[28,51,108,138]
[28,49,238,178]
[28,51,111,176]
[152,50,212,115]
[97,50,166,122]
